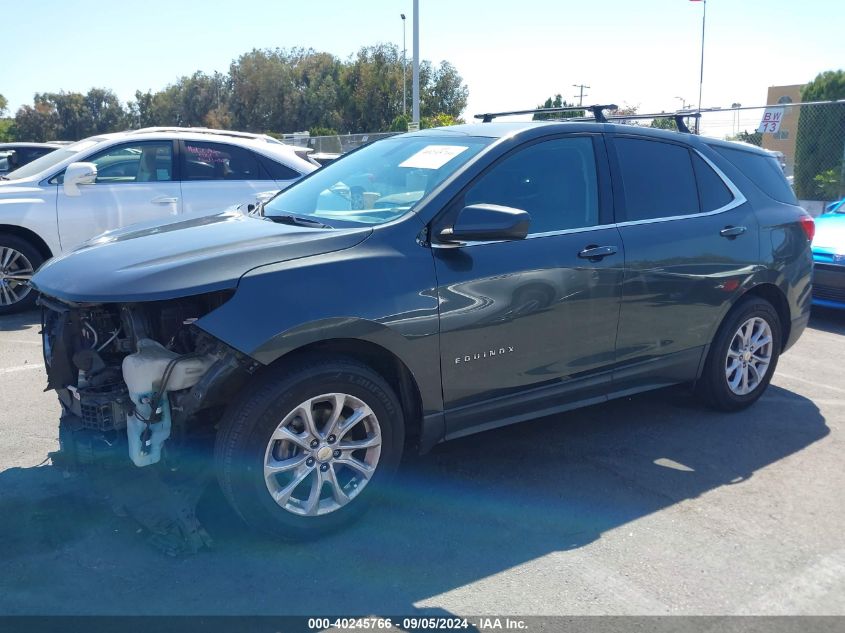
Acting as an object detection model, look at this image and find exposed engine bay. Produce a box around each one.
[39,291,256,553]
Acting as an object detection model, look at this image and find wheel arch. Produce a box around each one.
[739,282,791,349]
[262,337,427,452]
[0,224,53,261]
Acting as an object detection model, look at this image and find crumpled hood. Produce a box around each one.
[812,213,845,254]
[32,211,372,303]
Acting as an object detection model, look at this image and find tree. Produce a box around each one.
[13,89,127,141]
[13,102,60,142]
[423,61,468,118]
[533,95,583,120]
[727,130,762,146]
[794,70,845,199]
[421,113,462,129]
[0,93,13,142]
[650,114,677,131]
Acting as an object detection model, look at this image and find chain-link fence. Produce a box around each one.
[278,131,398,154]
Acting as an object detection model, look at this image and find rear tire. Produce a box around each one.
[0,234,43,315]
[696,296,782,411]
[214,356,404,540]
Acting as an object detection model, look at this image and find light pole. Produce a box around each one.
[675,96,689,110]
[401,13,407,117]
[695,0,707,133]
[731,102,741,135]
[412,0,420,128]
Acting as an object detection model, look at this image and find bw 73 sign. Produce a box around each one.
[757,107,785,133]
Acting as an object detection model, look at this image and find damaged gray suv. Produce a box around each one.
[33,113,814,540]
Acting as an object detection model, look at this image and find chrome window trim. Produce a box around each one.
[613,147,746,228]
[431,145,747,248]
[431,223,614,249]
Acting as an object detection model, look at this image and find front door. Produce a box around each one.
[431,135,624,437]
[57,140,179,252]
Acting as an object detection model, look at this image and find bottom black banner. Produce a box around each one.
[0,616,842,633]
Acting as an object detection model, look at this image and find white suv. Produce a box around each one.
[0,127,317,313]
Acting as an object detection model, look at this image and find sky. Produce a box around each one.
[1,0,843,132]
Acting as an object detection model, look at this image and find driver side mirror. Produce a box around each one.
[63,162,97,197]
[438,204,530,244]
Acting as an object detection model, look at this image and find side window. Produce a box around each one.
[692,153,733,212]
[614,137,699,221]
[709,145,797,205]
[259,155,301,181]
[88,142,173,183]
[463,137,599,234]
[183,141,262,181]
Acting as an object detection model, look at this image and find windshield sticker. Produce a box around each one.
[399,145,469,170]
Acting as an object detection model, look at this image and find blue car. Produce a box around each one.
[812,197,845,309]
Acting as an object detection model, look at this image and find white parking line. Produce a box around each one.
[0,338,41,345]
[776,372,845,395]
[0,363,45,374]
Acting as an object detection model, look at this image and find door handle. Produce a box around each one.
[720,225,746,238]
[151,196,179,205]
[578,245,618,261]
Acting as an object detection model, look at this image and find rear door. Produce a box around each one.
[607,134,759,389]
[56,140,180,251]
[432,134,625,436]
[179,140,283,215]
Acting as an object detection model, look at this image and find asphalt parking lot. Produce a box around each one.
[0,307,843,616]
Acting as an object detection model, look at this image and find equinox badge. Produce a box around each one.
[455,346,515,365]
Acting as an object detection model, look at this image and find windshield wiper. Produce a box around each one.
[267,214,332,229]
[0,175,9,180]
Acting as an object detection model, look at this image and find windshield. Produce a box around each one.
[2,138,104,181]
[263,135,493,225]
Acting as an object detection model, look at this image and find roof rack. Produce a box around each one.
[474,104,619,123]
[128,126,287,145]
[474,105,702,133]
[568,111,702,134]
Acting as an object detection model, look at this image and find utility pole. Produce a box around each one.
[412,0,420,128]
[573,84,590,107]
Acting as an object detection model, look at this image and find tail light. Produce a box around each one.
[799,214,815,242]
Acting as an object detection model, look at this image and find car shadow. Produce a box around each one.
[0,309,40,333]
[808,306,845,335]
[0,383,828,615]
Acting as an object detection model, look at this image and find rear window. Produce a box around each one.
[710,145,797,205]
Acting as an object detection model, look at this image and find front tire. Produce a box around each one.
[0,234,43,315]
[696,296,782,411]
[214,356,404,540]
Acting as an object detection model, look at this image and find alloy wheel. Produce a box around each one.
[0,246,34,307]
[724,316,773,396]
[263,393,382,516]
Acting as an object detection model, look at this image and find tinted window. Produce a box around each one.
[710,145,797,205]
[259,155,301,181]
[692,153,733,211]
[183,141,262,181]
[87,142,173,183]
[464,137,599,234]
[615,137,699,221]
